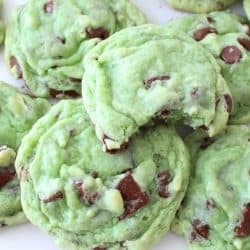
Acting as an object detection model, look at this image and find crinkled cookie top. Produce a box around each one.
[5,0,146,98]
[173,125,250,250]
[83,24,231,152]
[16,99,190,250]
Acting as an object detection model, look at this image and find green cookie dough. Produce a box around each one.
[15,99,190,250]
[244,0,250,20]
[0,82,50,226]
[166,12,250,124]
[165,0,237,13]
[5,0,146,98]
[83,24,231,152]
[172,126,250,250]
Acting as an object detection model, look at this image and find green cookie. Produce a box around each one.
[5,0,146,98]
[244,0,250,20]
[165,0,237,13]
[0,82,50,227]
[15,99,190,250]
[166,12,250,124]
[172,126,250,250]
[83,24,231,152]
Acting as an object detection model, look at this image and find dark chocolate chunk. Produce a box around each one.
[43,191,64,203]
[10,56,23,79]
[220,46,242,64]
[74,181,98,205]
[86,27,109,40]
[117,174,149,220]
[0,167,16,188]
[191,219,210,241]
[193,27,217,41]
[44,1,55,14]
[49,88,80,98]
[156,171,171,198]
[224,94,233,113]
[234,203,250,237]
[144,75,170,89]
[238,38,250,51]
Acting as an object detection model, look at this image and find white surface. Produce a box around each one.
[0,1,244,250]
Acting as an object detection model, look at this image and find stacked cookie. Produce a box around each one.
[1,0,250,250]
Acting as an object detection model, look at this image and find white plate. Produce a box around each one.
[0,1,244,249]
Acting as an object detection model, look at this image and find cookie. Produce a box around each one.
[5,0,146,98]
[165,0,237,13]
[172,126,250,249]
[244,0,250,20]
[166,12,250,124]
[82,24,231,152]
[15,99,190,250]
[0,82,50,226]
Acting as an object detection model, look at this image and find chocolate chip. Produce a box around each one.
[49,88,80,98]
[206,200,216,210]
[238,38,250,51]
[191,219,210,241]
[234,203,250,237]
[193,27,217,41]
[199,137,215,150]
[117,174,149,220]
[43,191,64,203]
[224,94,233,113]
[69,77,82,84]
[103,135,129,154]
[86,27,109,40]
[144,75,170,89]
[44,1,55,14]
[220,46,242,64]
[93,247,106,250]
[0,167,16,188]
[156,171,171,198]
[10,56,22,79]
[74,181,99,205]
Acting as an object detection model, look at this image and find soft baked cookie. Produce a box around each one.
[172,126,250,249]
[0,82,50,226]
[244,0,250,20]
[83,24,231,152]
[15,99,190,250]
[5,0,146,98]
[165,0,237,13]
[166,12,250,124]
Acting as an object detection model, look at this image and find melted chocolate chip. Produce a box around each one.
[43,191,64,203]
[0,167,16,188]
[74,181,99,205]
[144,75,170,89]
[117,174,149,220]
[220,46,242,64]
[10,56,22,79]
[103,135,129,154]
[224,94,233,113]
[156,171,171,198]
[238,38,250,51]
[199,137,215,150]
[44,1,55,14]
[191,219,210,241]
[49,88,80,98]
[193,27,217,41]
[86,27,109,40]
[234,203,250,237]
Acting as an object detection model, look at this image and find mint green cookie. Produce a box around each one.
[172,126,250,250]
[166,12,250,124]
[16,99,190,250]
[244,0,250,20]
[165,0,237,13]
[83,24,231,152]
[0,82,50,226]
[5,0,146,98]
